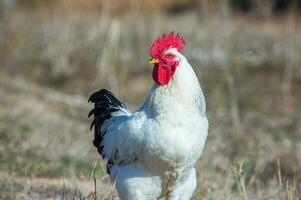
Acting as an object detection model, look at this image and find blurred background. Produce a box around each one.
[0,0,300,199]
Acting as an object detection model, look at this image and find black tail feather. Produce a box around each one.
[88,89,128,161]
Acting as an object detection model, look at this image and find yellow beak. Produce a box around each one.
[149,58,159,65]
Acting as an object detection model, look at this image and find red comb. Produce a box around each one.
[150,32,185,58]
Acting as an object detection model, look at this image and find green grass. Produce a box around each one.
[0,154,104,178]
[0,121,104,178]
[0,123,31,140]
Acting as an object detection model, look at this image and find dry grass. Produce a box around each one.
[0,3,301,200]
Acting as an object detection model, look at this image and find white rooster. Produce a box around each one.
[89,32,208,200]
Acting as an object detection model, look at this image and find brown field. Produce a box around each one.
[0,1,301,199]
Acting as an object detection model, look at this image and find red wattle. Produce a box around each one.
[152,65,171,85]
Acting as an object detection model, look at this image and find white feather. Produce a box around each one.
[101,49,208,200]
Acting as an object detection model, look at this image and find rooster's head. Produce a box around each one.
[149,32,185,85]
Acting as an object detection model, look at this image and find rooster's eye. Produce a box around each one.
[164,54,175,59]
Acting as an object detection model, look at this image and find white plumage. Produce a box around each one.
[89,47,208,200]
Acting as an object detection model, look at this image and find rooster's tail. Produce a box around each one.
[88,89,130,157]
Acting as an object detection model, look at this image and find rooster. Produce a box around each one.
[89,32,208,200]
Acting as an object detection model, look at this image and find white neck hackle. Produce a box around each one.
[144,48,206,117]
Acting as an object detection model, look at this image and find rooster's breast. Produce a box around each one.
[142,114,208,171]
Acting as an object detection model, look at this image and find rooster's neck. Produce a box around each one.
[145,59,206,117]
